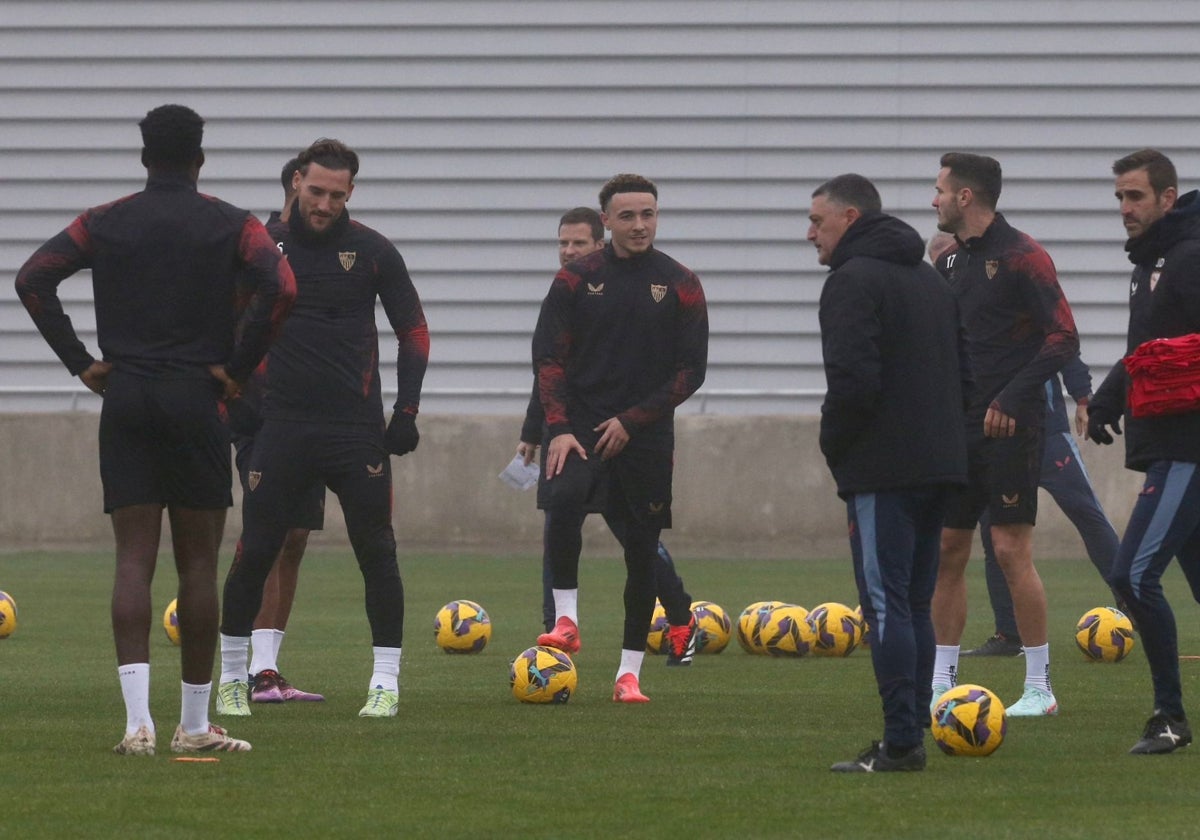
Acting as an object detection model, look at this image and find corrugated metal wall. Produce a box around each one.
[4,1,1199,415]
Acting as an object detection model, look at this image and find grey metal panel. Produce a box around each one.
[2,2,1197,415]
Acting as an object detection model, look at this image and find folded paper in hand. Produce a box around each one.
[499,455,540,491]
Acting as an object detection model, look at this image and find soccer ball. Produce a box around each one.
[931,684,1007,756]
[434,599,492,653]
[808,602,862,656]
[510,645,577,704]
[855,604,870,648]
[1075,606,1136,663]
[645,600,669,654]
[0,591,17,639]
[162,598,180,646]
[691,600,732,654]
[760,604,815,657]
[737,601,783,654]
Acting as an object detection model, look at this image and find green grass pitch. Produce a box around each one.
[3,550,1200,838]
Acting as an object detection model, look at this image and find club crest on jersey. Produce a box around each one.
[985,260,999,280]
[248,471,262,491]
[339,251,357,271]
[650,283,667,303]
[587,282,605,295]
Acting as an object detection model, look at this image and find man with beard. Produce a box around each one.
[1090,148,1200,754]
[929,152,1079,717]
[217,138,429,719]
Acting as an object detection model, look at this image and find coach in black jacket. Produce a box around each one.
[811,174,968,773]
[1090,149,1200,754]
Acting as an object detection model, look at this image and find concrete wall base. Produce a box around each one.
[0,414,1144,560]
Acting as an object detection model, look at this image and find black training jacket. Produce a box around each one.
[819,212,968,496]
[1092,190,1200,469]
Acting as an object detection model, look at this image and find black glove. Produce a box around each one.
[1086,405,1122,445]
[385,412,419,456]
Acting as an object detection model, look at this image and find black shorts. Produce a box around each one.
[541,444,674,529]
[98,370,231,513]
[242,418,390,537]
[234,435,325,531]
[944,420,1044,529]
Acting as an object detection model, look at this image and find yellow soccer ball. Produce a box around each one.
[737,601,784,654]
[645,600,669,654]
[162,598,180,646]
[855,604,871,648]
[931,684,1007,757]
[690,600,732,654]
[1075,606,1136,663]
[0,590,18,639]
[434,599,493,653]
[760,604,814,657]
[808,602,863,657]
[510,645,578,704]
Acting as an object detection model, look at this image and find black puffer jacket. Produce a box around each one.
[818,212,969,496]
[1092,190,1200,470]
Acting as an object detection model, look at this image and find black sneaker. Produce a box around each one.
[962,633,1023,657]
[830,741,926,773]
[1129,713,1192,755]
[665,616,698,667]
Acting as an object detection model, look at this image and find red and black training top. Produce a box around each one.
[937,213,1079,426]
[15,170,295,382]
[532,243,708,452]
[260,208,429,427]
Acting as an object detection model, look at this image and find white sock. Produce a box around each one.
[180,681,211,736]
[552,589,578,624]
[1024,643,1052,692]
[933,645,960,688]
[616,648,644,680]
[219,633,250,685]
[118,663,153,735]
[249,628,281,675]
[272,629,285,659]
[369,646,401,693]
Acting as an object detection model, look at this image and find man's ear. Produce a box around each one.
[1161,185,1179,212]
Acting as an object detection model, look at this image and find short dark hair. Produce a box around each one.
[558,206,604,241]
[1113,148,1178,196]
[281,156,301,191]
[296,138,359,179]
[139,104,204,169]
[811,173,882,213]
[599,173,658,212]
[940,152,1002,210]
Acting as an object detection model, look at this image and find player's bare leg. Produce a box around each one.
[249,528,322,701]
[930,526,973,704]
[991,521,1057,715]
[990,523,1046,646]
[169,506,225,685]
[111,504,164,666]
[932,527,973,645]
[110,504,163,753]
[254,528,308,632]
